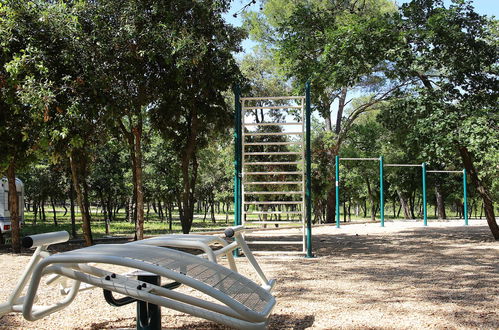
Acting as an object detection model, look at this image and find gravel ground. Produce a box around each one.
[0,219,497,329]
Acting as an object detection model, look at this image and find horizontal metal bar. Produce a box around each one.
[244,152,302,156]
[244,201,303,204]
[244,142,303,146]
[243,122,303,127]
[245,211,303,215]
[246,241,303,245]
[245,161,302,165]
[244,181,303,185]
[244,191,302,195]
[241,96,304,101]
[245,171,303,175]
[243,106,302,110]
[340,158,379,161]
[243,132,303,136]
[384,164,422,167]
[427,170,463,173]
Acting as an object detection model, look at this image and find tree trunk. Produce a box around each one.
[325,188,336,223]
[131,122,145,240]
[7,163,21,253]
[210,197,216,224]
[366,177,376,221]
[33,201,38,225]
[70,151,93,246]
[50,198,57,226]
[397,190,411,219]
[69,181,77,238]
[459,146,498,239]
[41,200,46,222]
[179,111,199,234]
[62,201,68,217]
[335,87,348,134]
[434,184,446,219]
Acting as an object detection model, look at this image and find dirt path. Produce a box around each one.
[0,220,497,329]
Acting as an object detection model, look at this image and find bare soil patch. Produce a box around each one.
[0,220,497,329]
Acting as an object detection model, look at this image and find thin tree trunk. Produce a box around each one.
[397,190,411,219]
[70,151,93,246]
[179,111,199,234]
[434,184,446,219]
[7,163,21,253]
[50,198,58,226]
[335,87,348,134]
[41,200,46,222]
[69,182,77,238]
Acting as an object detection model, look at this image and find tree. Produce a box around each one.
[0,1,52,251]
[150,0,244,234]
[379,0,499,238]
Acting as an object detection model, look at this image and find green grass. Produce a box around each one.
[15,204,472,241]
[21,208,233,239]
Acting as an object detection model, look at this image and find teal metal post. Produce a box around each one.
[463,169,468,226]
[305,81,313,258]
[379,156,384,227]
[233,86,242,256]
[335,155,340,228]
[422,162,427,226]
[233,85,241,227]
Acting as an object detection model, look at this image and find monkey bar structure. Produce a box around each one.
[335,156,469,227]
[234,83,312,257]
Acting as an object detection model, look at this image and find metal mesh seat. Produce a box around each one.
[49,244,274,315]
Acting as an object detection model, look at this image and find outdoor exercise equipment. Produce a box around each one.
[335,157,469,227]
[234,83,312,257]
[0,227,276,330]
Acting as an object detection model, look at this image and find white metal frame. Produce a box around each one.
[240,96,306,252]
[0,228,276,330]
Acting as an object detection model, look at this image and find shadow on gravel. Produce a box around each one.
[161,313,315,330]
[262,224,498,328]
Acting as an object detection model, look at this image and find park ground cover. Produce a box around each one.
[0,219,496,329]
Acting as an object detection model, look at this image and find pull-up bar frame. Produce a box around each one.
[335,157,469,227]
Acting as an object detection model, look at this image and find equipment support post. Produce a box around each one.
[233,85,242,256]
[463,169,468,226]
[305,81,313,257]
[335,155,340,228]
[379,156,384,227]
[422,162,427,226]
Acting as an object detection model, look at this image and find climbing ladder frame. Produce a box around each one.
[234,83,312,257]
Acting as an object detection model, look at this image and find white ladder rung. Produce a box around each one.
[241,96,305,101]
[245,161,302,165]
[244,220,303,225]
[244,152,302,156]
[244,181,303,185]
[252,251,305,255]
[244,191,303,195]
[245,211,303,215]
[245,142,303,146]
[243,123,303,127]
[244,201,303,204]
[243,132,303,136]
[246,241,303,245]
[245,171,303,175]
[242,105,303,110]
